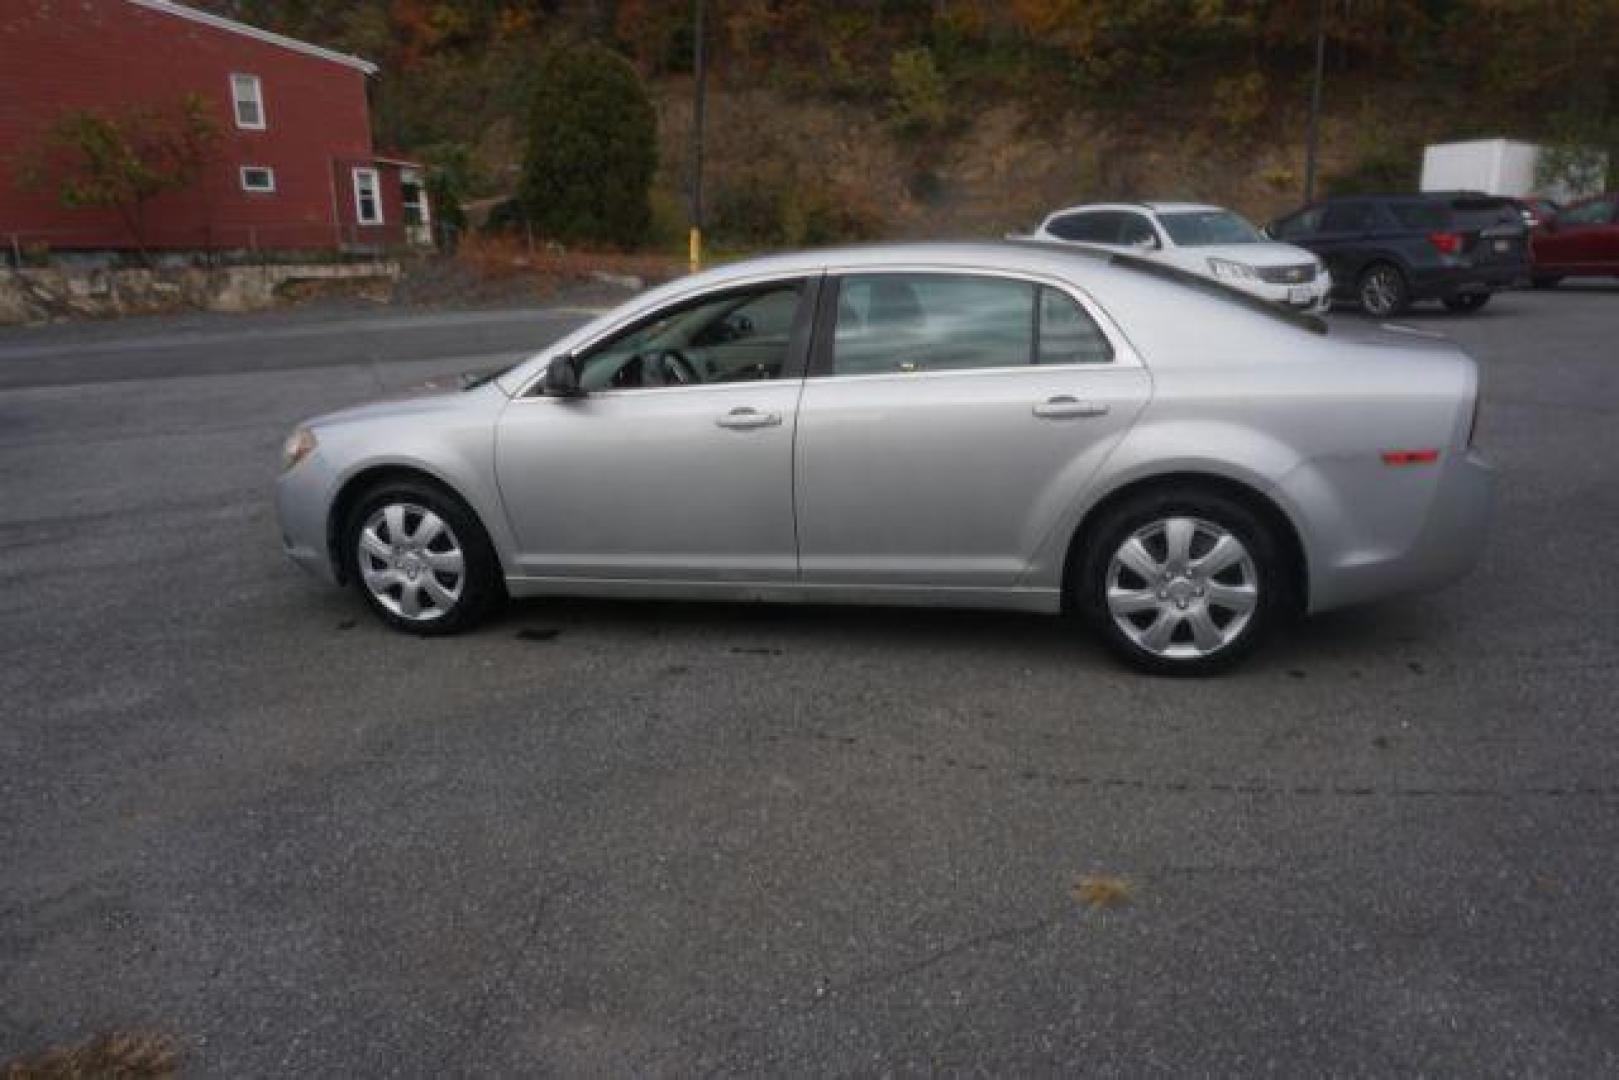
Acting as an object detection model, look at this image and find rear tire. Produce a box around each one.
[1442,292,1490,313]
[343,479,502,636]
[1357,263,1410,317]
[1076,486,1290,676]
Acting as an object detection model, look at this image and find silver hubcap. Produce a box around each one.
[1106,517,1259,660]
[1362,270,1399,315]
[357,503,465,621]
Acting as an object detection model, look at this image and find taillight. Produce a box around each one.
[1381,449,1440,466]
[1428,231,1464,255]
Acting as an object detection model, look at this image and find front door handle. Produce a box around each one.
[716,407,782,430]
[1033,396,1109,419]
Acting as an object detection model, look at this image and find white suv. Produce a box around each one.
[1030,202,1331,314]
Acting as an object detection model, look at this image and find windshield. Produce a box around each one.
[1157,210,1264,246]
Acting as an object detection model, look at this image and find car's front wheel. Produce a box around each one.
[344,479,502,635]
[1357,263,1409,317]
[1078,488,1289,676]
[1442,292,1491,313]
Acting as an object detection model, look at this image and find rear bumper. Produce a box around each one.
[1305,448,1497,613]
[1409,263,1525,299]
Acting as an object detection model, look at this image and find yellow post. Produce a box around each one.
[688,226,702,274]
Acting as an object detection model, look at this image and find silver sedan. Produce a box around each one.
[276,243,1495,674]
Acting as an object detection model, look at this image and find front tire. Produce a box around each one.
[1077,487,1289,676]
[1442,292,1490,313]
[1357,263,1410,317]
[343,479,501,635]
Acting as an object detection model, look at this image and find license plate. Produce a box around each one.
[1288,285,1312,302]
[1494,239,1510,253]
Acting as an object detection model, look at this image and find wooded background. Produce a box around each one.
[198,0,1619,246]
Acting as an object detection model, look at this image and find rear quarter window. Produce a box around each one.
[1389,202,1451,230]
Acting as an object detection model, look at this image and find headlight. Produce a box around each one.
[1207,257,1258,282]
[281,427,317,472]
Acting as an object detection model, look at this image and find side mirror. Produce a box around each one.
[543,354,583,397]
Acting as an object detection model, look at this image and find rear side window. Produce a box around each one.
[1560,198,1615,225]
[829,274,1111,375]
[1389,201,1451,230]
[1047,212,1113,243]
[1037,287,1113,364]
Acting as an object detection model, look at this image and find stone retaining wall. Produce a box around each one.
[0,261,400,324]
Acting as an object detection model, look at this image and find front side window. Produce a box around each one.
[1560,198,1615,225]
[1157,210,1263,246]
[1321,201,1375,233]
[575,281,806,390]
[353,168,382,225]
[829,274,1110,375]
[1271,206,1324,240]
[231,74,265,129]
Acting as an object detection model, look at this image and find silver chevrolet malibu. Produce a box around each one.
[276,243,1494,675]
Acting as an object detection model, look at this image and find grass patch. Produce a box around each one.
[3,1032,177,1079]
[1073,874,1134,910]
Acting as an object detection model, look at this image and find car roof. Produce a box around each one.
[1043,201,1227,219]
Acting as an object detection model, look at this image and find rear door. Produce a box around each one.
[793,270,1150,589]
[1535,196,1619,272]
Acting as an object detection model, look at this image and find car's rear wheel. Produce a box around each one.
[1442,292,1490,313]
[1078,488,1288,676]
[344,479,501,635]
[1530,275,1562,289]
[1357,263,1409,317]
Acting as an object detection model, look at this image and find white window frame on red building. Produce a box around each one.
[230,73,266,130]
[352,167,383,225]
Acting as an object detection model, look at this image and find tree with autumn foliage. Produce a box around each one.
[15,95,220,261]
[517,42,658,248]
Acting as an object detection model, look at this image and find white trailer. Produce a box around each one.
[1420,138,1606,203]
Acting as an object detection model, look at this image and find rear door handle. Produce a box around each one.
[716,407,782,430]
[1033,396,1109,419]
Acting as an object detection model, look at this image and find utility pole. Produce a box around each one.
[689,0,707,273]
[1303,0,1326,203]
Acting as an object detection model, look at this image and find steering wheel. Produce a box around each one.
[650,348,701,386]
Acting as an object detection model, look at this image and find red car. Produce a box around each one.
[1530,194,1619,287]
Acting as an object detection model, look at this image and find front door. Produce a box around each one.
[495,277,817,581]
[793,271,1150,589]
[1535,196,1619,273]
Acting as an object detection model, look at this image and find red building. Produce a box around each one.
[0,0,430,254]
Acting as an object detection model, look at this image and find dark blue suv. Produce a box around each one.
[1267,194,1529,316]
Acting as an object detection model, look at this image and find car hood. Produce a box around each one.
[305,377,497,431]
[1181,242,1320,267]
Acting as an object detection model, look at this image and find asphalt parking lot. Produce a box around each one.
[3,283,1617,1073]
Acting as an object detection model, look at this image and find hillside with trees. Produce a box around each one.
[200,0,1619,248]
